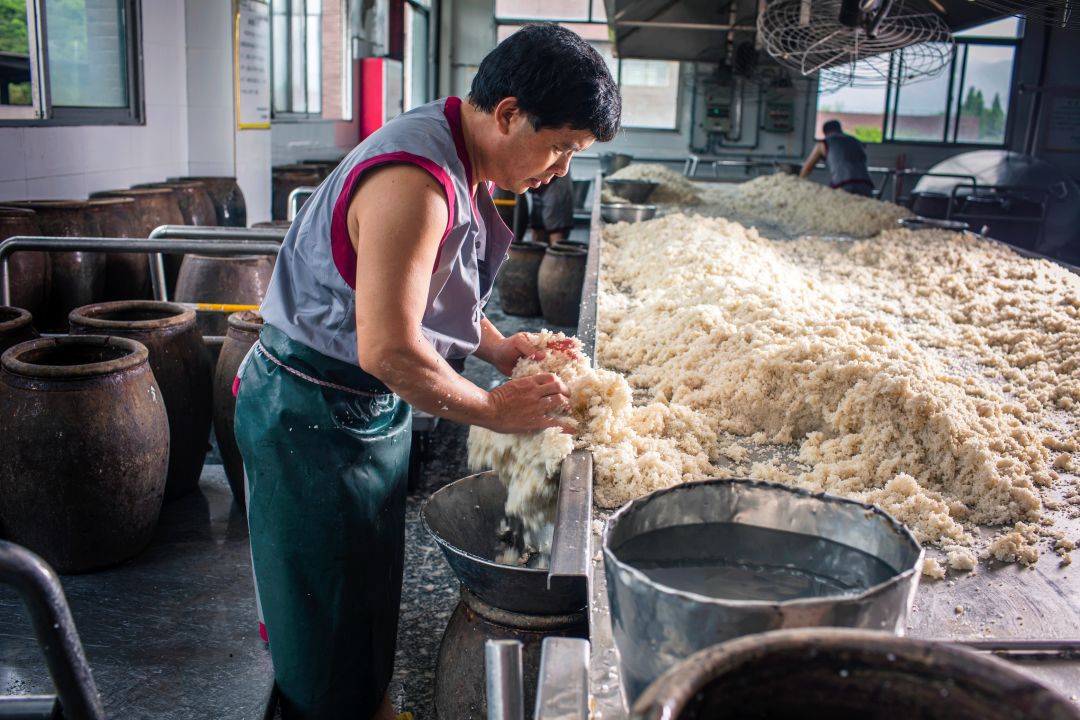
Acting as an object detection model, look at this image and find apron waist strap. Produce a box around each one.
[253,340,392,398]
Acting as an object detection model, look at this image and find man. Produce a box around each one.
[233,24,620,720]
[800,119,875,197]
[529,171,576,245]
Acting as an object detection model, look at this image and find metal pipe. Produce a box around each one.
[0,695,61,718]
[548,451,593,590]
[534,638,590,720]
[0,541,105,720]
[485,640,524,720]
[287,187,317,221]
[0,235,281,306]
[613,20,757,31]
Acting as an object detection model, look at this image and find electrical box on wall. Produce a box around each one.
[764,100,795,133]
[701,79,734,135]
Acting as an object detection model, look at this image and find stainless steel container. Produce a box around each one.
[602,180,657,204]
[603,478,923,703]
[600,204,658,224]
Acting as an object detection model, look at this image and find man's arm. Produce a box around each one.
[349,164,570,434]
[800,141,826,178]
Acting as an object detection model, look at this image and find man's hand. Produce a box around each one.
[488,332,545,377]
[484,373,574,434]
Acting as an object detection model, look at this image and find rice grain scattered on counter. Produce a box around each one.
[596,212,1080,574]
[695,173,911,238]
[608,163,702,205]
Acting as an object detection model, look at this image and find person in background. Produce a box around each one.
[800,119,875,197]
[529,171,576,245]
[233,23,620,720]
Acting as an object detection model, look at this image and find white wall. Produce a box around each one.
[185,0,272,223]
[0,1,190,202]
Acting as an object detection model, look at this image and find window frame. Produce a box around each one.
[883,34,1019,147]
[271,0,352,123]
[0,0,144,127]
[494,10,682,132]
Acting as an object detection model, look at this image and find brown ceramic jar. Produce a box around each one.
[0,206,50,318]
[0,335,170,573]
[87,197,151,301]
[212,310,264,506]
[69,300,213,501]
[0,306,39,355]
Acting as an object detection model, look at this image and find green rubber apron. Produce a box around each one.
[234,323,411,719]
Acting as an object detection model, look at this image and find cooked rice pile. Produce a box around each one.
[597,213,1080,572]
[468,331,715,550]
[695,174,910,238]
[608,163,702,205]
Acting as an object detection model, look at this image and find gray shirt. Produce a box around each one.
[260,97,515,367]
[824,133,873,195]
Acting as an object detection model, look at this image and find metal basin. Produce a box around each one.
[604,479,923,703]
[572,179,592,210]
[603,179,658,204]
[422,471,586,616]
[601,203,657,224]
[632,628,1080,720]
[600,153,633,175]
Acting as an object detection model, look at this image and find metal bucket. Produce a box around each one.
[604,479,923,703]
[600,153,633,175]
[421,471,586,615]
[631,628,1080,720]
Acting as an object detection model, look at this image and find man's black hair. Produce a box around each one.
[823,119,843,135]
[469,24,621,142]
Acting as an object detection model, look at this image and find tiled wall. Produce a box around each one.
[0,1,190,202]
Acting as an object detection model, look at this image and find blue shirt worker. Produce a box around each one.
[232,24,621,720]
[800,119,875,197]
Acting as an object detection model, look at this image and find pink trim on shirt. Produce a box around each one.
[330,151,456,288]
[443,97,473,187]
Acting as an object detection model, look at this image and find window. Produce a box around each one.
[0,0,142,125]
[272,0,351,120]
[494,4,680,131]
[403,2,431,111]
[814,17,1022,145]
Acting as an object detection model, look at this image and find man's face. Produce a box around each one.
[492,105,595,194]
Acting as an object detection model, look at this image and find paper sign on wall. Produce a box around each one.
[1045,92,1080,153]
[236,0,271,129]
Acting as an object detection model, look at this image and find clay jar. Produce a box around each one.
[271,164,323,220]
[91,188,186,295]
[0,306,39,354]
[69,301,213,501]
[87,197,150,301]
[0,206,50,318]
[174,254,275,338]
[133,181,217,226]
[6,200,105,332]
[495,242,547,317]
[213,310,264,506]
[168,176,247,227]
[0,335,169,573]
[537,245,587,327]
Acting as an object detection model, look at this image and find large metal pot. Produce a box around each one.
[87,197,150,301]
[600,153,633,175]
[213,310,263,507]
[631,628,1080,720]
[6,200,105,332]
[604,478,923,703]
[0,335,169,573]
[495,242,546,317]
[69,301,213,501]
[0,306,38,355]
[0,206,50,318]
[537,246,587,327]
[167,176,247,227]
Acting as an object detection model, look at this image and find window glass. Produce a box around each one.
[46,0,128,107]
[0,0,32,107]
[955,16,1022,38]
[891,44,953,141]
[620,59,678,129]
[816,80,886,143]
[495,0,589,20]
[304,0,321,114]
[404,4,429,111]
[272,0,289,113]
[954,44,1014,144]
[591,0,606,22]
